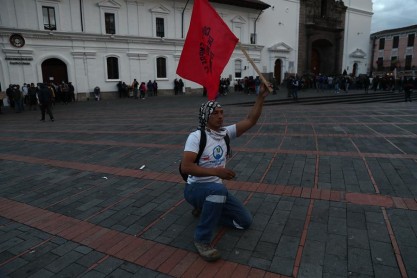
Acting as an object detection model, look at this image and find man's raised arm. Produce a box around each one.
[235,83,269,137]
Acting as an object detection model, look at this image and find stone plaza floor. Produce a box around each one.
[0,90,416,277]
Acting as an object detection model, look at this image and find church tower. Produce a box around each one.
[298,0,347,75]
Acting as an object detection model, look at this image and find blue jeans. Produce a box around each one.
[184,182,252,244]
[14,99,23,112]
[291,88,298,100]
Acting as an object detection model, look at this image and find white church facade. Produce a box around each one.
[0,0,373,99]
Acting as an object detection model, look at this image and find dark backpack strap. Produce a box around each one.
[195,129,207,165]
[197,130,230,160]
[180,129,206,182]
[181,129,230,182]
[224,133,231,157]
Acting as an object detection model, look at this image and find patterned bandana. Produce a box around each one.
[198,100,222,130]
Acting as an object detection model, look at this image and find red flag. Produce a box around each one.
[176,0,238,100]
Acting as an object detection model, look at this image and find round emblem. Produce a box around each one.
[10,34,25,48]
[213,145,224,160]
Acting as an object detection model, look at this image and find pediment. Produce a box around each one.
[150,4,170,14]
[97,0,121,9]
[268,42,292,53]
[231,16,246,24]
[350,48,366,59]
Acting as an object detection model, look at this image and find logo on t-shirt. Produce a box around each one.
[213,145,224,160]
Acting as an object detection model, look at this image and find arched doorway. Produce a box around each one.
[311,39,334,75]
[352,63,358,77]
[274,59,282,84]
[41,58,68,84]
[311,49,320,75]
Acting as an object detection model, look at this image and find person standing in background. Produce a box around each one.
[37,83,54,122]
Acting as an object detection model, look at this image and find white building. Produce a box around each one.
[0,0,373,99]
[256,0,373,82]
[342,0,373,76]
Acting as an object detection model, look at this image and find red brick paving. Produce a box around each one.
[381,208,408,278]
[1,96,417,277]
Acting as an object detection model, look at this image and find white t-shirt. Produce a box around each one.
[184,125,236,184]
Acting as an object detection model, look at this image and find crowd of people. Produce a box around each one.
[173,78,184,95]
[0,82,70,120]
[2,73,415,115]
[283,72,417,93]
[0,81,77,116]
[280,72,416,102]
[283,73,359,95]
[117,80,158,99]
[218,78,231,96]
[234,76,259,94]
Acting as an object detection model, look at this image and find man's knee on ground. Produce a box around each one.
[233,212,252,230]
[240,213,253,229]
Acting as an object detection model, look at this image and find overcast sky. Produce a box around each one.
[371,0,417,33]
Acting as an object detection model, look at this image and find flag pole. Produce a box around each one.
[238,43,272,93]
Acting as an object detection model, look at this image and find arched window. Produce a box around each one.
[106,57,119,80]
[156,57,167,78]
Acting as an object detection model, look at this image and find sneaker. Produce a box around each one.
[40,119,45,122]
[51,118,54,122]
[194,242,221,262]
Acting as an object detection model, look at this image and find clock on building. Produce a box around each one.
[9,33,25,48]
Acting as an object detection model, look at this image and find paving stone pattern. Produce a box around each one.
[0,90,417,277]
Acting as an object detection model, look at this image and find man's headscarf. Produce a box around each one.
[198,100,221,130]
